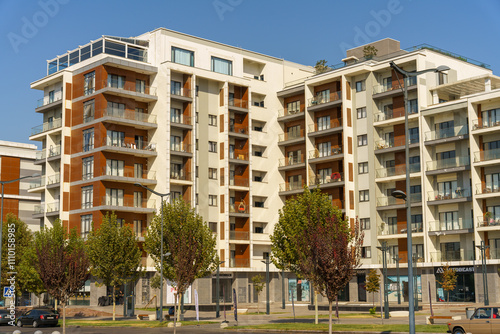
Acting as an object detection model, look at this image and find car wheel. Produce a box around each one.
[452,328,465,334]
[33,320,39,328]
[16,320,22,327]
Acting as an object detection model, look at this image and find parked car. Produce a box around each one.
[0,309,11,325]
[16,309,59,328]
[447,307,500,334]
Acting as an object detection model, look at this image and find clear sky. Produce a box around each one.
[1,0,499,146]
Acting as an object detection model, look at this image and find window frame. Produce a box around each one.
[208,141,217,153]
[357,134,368,147]
[171,47,194,67]
[208,195,217,207]
[359,190,369,202]
[355,80,366,92]
[357,107,367,119]
[211,56,233,76]
[358,162,369,174]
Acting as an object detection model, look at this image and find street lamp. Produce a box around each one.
[134,183,170,322]
[215,260,225,318]
[376,241,389,319]
[390,61,450,334]
[0,173,40,284]
[393,255,402,305]
[261,256,270,315]
[476,241,490,305]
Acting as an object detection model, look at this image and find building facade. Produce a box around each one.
[29,30,500,306]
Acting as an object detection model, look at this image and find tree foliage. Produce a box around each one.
[251,274,265,314]
[436,264,457,303]
[314,59,330,74]
[86,212,143,320]
[365,269,380,307]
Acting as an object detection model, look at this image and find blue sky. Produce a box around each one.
[1,0,499,145]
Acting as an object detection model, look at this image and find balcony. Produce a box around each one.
[99,80,157,102]
[279,182,305,195]
[36,88,63,110]
[100,139,157,157]
[376,163,420,178]
[308,147,343,163]
[474,148,500,163]
[46,173,60,187]
[373,107,418,123]
[170,171,191,182]
[376,193,422,208]
[30,118,62,138]
[171,87,192,100]
[476,216,500,228]
[424,125,468,143]
[475,183,500,196]
[427,188,471,204]
[375,135,419,152]
[472,119,500,131]
[101,108,157,129]
[229,152,249,163]
[229,99,248,111]
[229,124,249,138]
[100,167,156,184]
[229,178,249,188]
[229,258,250,268]
[430,250,474,262]
[307,91,342,111]
[372,78,416,97]
[229,231,250,241]
[33,204,44,217]
[98,196,156,213]
[309,172,344,188]
[278,108,304,120]
[46,201,60,216]
[278,155,305,170]
[426,156,470,173]
[170,143,192,156]
[428,219,473,233]
[170,115,193,129]
[229,205,249,216]
[489,249,500,260]
[278,129,305,145]
[307,118,342,137]
[378,223,423,236]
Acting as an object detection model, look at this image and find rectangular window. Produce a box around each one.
[360,218,370,230]
[383,77,392,90]
[209,115,217,126]
[83,100,95,123]
[106,188,124,206]
[408,99,418,114]
[211,56,232,75]
[134,220,143,237]
[48,90,55,103]
[84,71,95,95]
[83,128,94,152]
[287,101,300,114]
[361,247,371,258]
[82,156,94,180]
[170,108,182,123]
[170,163,183,179]
[357,107,367,119]
[134,163,143,178]
[409,127,419,143]
[106,159,124,176]
[208,195,217,206]
[171,47,194,67]
[81,185,93,209]
[317,115,330,131]
[134,191,143,207]
[317,142,331,157]
[81,214,92,238]
[316,89,330,103]
[358,162,368,174]
[171,81,182,95]
[107,74,125,89]
[438,72,448,85]
[136,79,145,94]
[359,190,369,202]
[357,134,368,146]
[209,141,217,153]
[355,80,365,92]
[209,168,217,179]
[107,101,125,118]
[209,222,217,233]
[287,125,301,139]
[107,130,125,147]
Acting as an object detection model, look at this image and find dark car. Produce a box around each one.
[16,309,59,328]
[0,309,11,325]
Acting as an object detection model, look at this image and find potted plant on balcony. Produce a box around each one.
[238,199,246,213]
[331,172,341,182]
[485,211,493,226]
[363,45,378,60]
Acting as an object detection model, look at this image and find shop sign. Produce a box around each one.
[434,266,474,275]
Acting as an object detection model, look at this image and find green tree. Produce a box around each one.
[251,274,265,314]
[33,220,89,334]
[18,242,46,306]
[86,212,143,321]
[314,59,330,74]
[365,269,380,308]
[437,264,457,303]
[145,199,217,331]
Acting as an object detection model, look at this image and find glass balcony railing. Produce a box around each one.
[376,163,420,178]
[46,173,60,186]
[36,88,63,108]
[427,188,471,201]
[472,118,500,130]
[378,222,423,235]
[103,138,157,152]
[279,154,304,167]
[170,143,191,154]
[31,118,62,136]
[424,126,468,141]
[279,182,304,192]
[229,258,250,268]
[100,196,156,209]
[229,124,248,135]
[308,118,342,133]
[229,152,249,161]
[102,80,156,96]
[229,178,249,187]
[229,231,249,241]
[48,145,61,158]
[103,108,157,124]
[229,98,248,109]
[278,107,303,117]
[29,176,45,189]
[430,250,474,262]
[278,129,304,142]
[229,205,249,214]
[46,201,60,213]
[309,146,342,159]
[476,182,500,194]
[170,115,192,126]
[170,171,191,181]
[308,91,341,107]
[474,148,500,162]
[426,156,469,171]
[428,219,472,232]
[34,204,44,215]
[477,215,500,227]
[372,78,416,95]
[489,249,500,259]
[171,87,191,98]
[377,192,421,206]
[373,107,418,122]
[101,167,156,180]
[309,172,343,186]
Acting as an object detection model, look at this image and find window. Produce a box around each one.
[357,107,367,119]
[135,135,144,149]
[357,134,368,146]
[106,188,124,206]
[358,162,368,174]
[208,195,217,206]
[107,130,125,147]
[317,168,332,184]
[485,173,500,192]
[171,108,182,123]
[83,100,95,123]
[438,72,448,85]
[484,140,500,150]
[134,220,143,237]
[408,99,418,114]
[482,108,500,127]
[209,168,217,179]
[317,116,330,131]
[116,218,124,228]
[84,71,95,95]
[409,127,419,143]
[171,81,182,95]
[383,77,392,90]
[170,163,183,179]
[134,191,143,207]
[359,190,369,202]
[81,186,93,209]
[318,142,331,157]
[383,104,393,119]
[209,141,217,153]
[171,47,194,66]
[361,247,371,258]
[209,222,217,233]
[107,74,125,89]
[355,80,365,92]
[134,163,143,178]
[437,180,458,198]
[209,115,217,126]
[82,156,94,180]
[48,90,55,103]
[316,89,330,103]
[106,159,124,176]
[387,216,398,234]
[254,172,264,182]
[136,79,145,94]
[360,218,370,230]
[287,150,302,165]
[81,215,92,238]
[287,125,301,139]
[211,56,232,75]
[411,214,423,232]
[171,191,181,201]
[254,222,266,234]
[412,244,424,260]
[107,101,125,117]
[229,93,234,106]
[439,211,459,230]
[287,101,300,114]
[83,128,94,152]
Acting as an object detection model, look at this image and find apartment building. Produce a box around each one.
[29,30,500,307]
[0,141,41,230]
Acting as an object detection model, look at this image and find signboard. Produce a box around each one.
[3,287,13,298]
[434,266,474,275]
[166,281,192,304]
[211,273,233,279]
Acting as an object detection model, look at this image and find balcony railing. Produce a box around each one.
[278,129,304,142]
[100,196,156,209]
[372,78,416,94]
[427,188,471,201]
[278,107,303,118]
[36,88,63,108]
[102,79,156,96]
[377,193,421,206]
[48,145,61,158]
[489,249,500,259]
[229,205,249,214]
[375,135,419,150]
[46,201,60,213]
[171,87,191,98]
[309,172,343,186]
[229,178,249,187]
[279,155,304,167]
[101,167,156,180]
[472,118,500,130]
[476,182,500,195]
[34,204,44,215]
[229,152,249,161]
[229,99,248,109]
[308,118,342,133]
[309,146,342,159]
[103,107,157,124]
[378,223,423,235]
[376,163,420,178]
[373,107,418,122]
[29,176,45,189]
[279,182,304,192]
[474,148,500,162]
[426,156,469,171]
[102,139,157,152]
[308,91,341,107]
[31,118,62,136]
[229,258,250,268]
[46,173,60,186]
[170,171,191,181]
[424,125,468,141]
[170,115,192,126]
[477,216,500,227]
[229,124,248,135]
[170,143,192,154]
[430,250,474,262]
[428,219,472,232]
[229,231,250,241]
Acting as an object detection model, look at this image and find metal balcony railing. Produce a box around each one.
[308,91,341,107]
[103,138,157,152]
[170,143,191,153]
[427,188,471,201]
[279,154,304,167]
[102,79,156,96]
[424,125,468,141]
[170,115,192,126]
[376,163,420,178]
[101,167,156,180]
[426,156,469,171]
[278,107,303,117]
[372,78,416,94]
[309,172,343,186]
[100,196,156,209]
[171,87,191,98]
[170,171,191,181]
[103,107,157,124]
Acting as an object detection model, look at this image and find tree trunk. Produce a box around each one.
[178,292,182,322]
[112,289,116,321]
[62,301,66,334]
[328,300,333,334]
[173,293,177,334]
[257,291,260,314]
[335,295,339,323]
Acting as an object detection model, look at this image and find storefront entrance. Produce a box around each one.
[288,278,310,302]
[435,266,475,302]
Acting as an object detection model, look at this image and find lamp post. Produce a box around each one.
[261,256,270,315]
[0,173,39,284]
[215,260,225,318]
[390,61,449,334]
[134,183,170,322]
[393,255,402,305]
[376,241,389,319]
[476,241,490,305]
